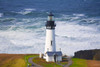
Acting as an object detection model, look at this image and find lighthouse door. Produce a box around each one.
[54,54,57,62]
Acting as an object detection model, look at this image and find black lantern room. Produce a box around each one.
[45,12,56,29]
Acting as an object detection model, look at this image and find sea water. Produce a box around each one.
[0,0,100,56]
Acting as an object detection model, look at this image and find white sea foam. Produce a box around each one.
[24,8,36,11]
[73,14,85,17]
[0,15,100,56]
[0,29,45,53]
[17,8,36,15]
[56,20,100,56]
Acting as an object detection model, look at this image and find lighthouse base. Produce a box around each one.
[43,51,62,62]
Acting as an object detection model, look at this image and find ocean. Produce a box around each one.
[0,0,100,56]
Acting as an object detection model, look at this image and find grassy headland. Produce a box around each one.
[0,54,66,67]
[33,57,62,67]
[24,54,38,66]
[0,54,26,67]
[70,58,87,67]
[0,54,99,67]
[32,57,68,67]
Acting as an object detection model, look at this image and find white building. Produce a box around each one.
[43,12,62,62]
[45,51,62,62]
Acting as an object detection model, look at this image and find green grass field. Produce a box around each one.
[25,54,68,67]
[24,54,68,67]
[0,54,39,67]
[0,54,88,67]
[33,58,62,67]
[24,54,38,67]
[70,58,87,67]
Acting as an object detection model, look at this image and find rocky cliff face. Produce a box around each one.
[74,49,100,60]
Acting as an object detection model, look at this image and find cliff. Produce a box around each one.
[74,49,100,60]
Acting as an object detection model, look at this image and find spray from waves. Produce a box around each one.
[17,8,36,15]
[58,14,86,21]
[56,20,100,56]
[0,13,100,55]
[0,27,45,54]
[60,14,100,29]
[73,14,85,17]
[0,17,46,54]
[0,17,46,31]
[0,18,15,22]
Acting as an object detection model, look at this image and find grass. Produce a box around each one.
[24,54,38,67]
[61,57,68,65]
[0,54,39,67]
[0,54,68,67]
[31,55,68,67]
[0,54,26,67]
[24,54,68,67]
[32,57,68,67]
[70,58,87,67]
[33,58,62,67]
[4,59,26,67]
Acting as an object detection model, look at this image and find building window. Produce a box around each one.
[51,41,52,46]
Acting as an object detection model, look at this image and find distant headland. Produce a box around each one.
[74,49,100,60]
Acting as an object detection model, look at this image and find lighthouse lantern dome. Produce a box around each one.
[48,12,54,21]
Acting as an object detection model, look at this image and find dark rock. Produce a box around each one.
[74,49,100,60]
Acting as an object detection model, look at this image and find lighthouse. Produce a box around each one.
[43,12,62,62]
[45,12,56,53]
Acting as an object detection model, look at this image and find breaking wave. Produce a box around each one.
[0,13,100,56]
[17,8,36,15]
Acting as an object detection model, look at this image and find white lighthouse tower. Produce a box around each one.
[45,12,56,53]
[43,12,62,62]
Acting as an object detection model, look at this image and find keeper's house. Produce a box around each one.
[45,51,62,62]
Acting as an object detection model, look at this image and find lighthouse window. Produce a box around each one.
[51,41,52,46]
[48,16,54,21]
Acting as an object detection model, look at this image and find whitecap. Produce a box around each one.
[0,14,100,56]
[24,8,36,11]
[73,13,85,17]
[55,20,100,56]
[18,8,36,15]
